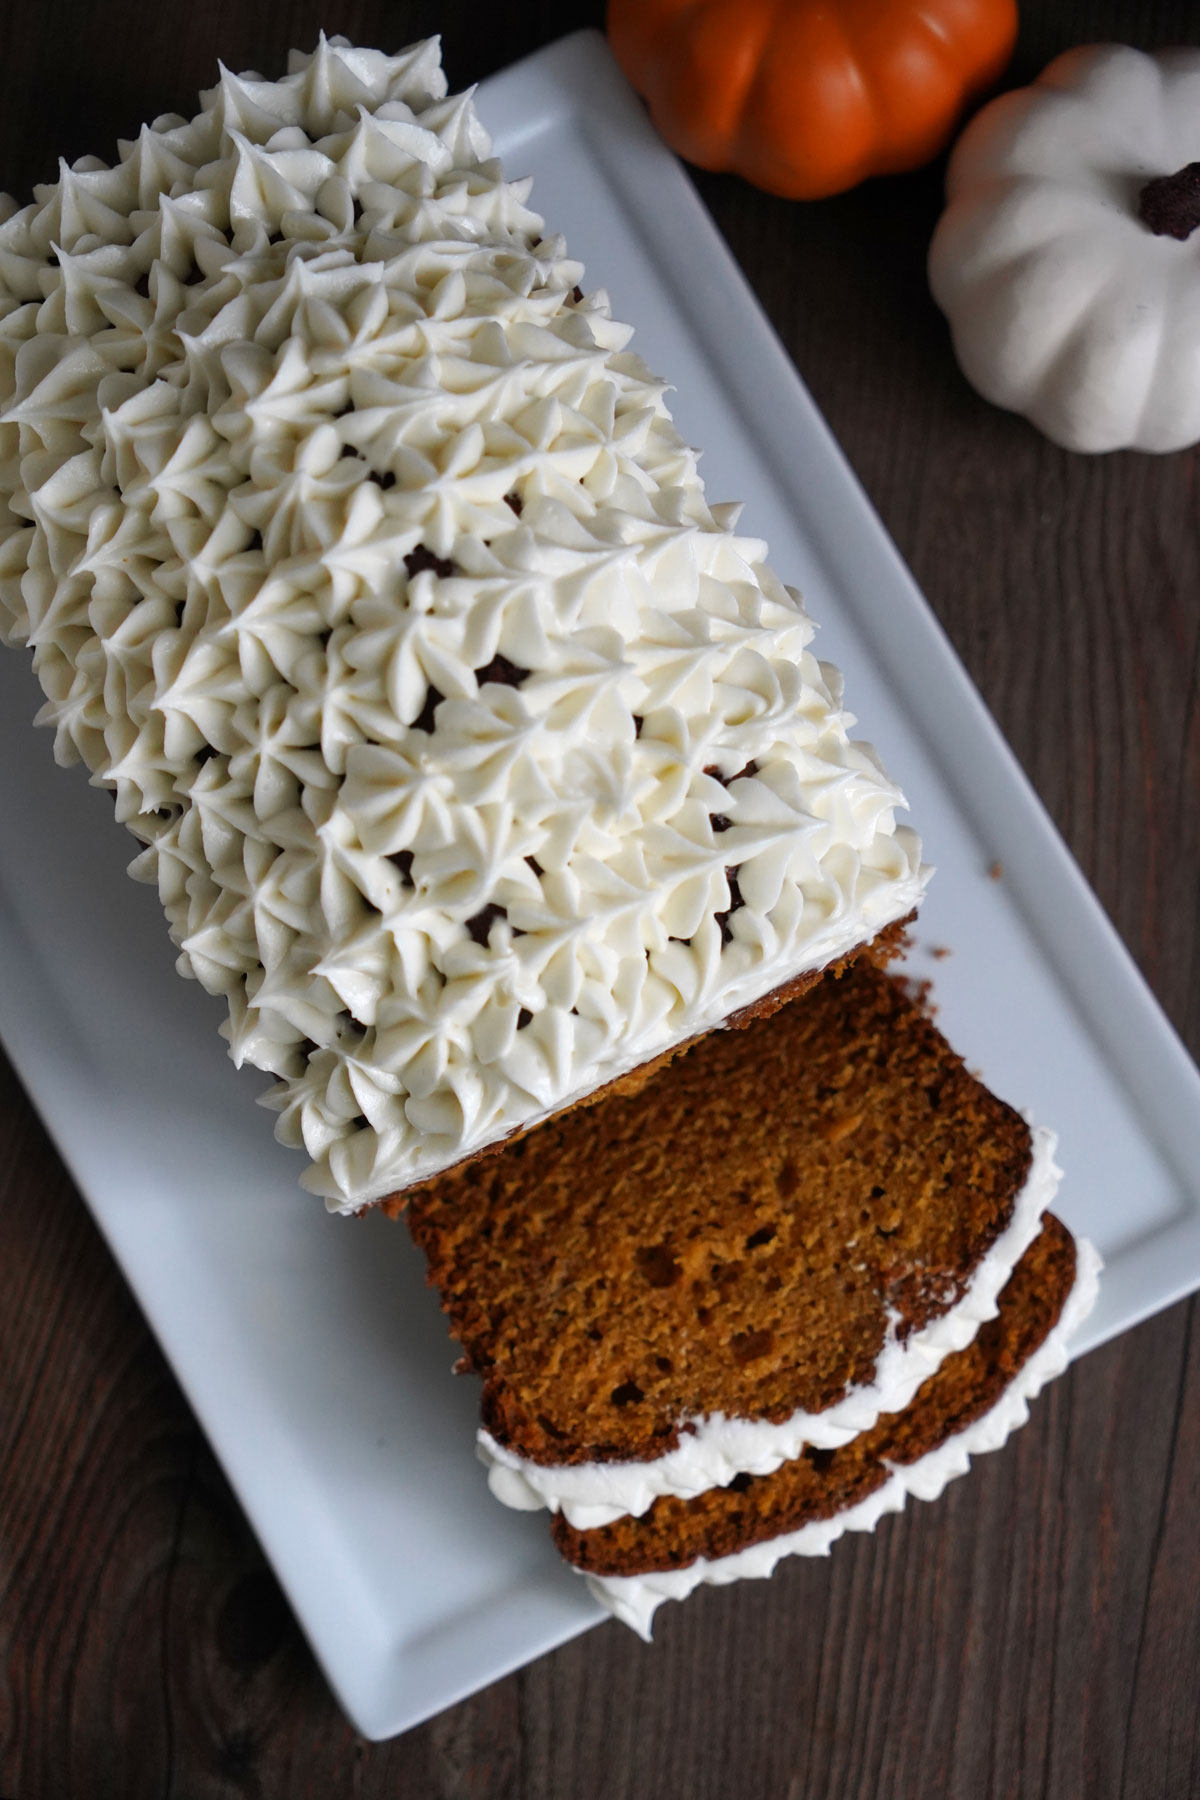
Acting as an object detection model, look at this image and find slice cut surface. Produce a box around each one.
[554,1211,1078,1579]
[397,960,1035,1473]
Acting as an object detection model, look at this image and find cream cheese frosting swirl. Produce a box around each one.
[0,37,926,1206]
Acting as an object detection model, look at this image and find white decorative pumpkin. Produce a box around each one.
[929,45,1200,452]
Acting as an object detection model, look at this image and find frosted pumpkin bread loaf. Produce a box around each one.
[0,35,925,1208]
[0,36,1098,1640]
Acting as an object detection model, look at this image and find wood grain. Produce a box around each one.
[1,2,1198,1795]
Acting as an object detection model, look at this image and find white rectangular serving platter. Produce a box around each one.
[3,29,1200,1742]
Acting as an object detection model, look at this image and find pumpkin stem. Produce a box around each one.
[1138,163,1200,240]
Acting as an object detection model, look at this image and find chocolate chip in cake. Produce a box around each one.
[714,867,745,946]
[404,544,457,579]
[632,714,645,739]
[732,1327,775,1364]
[465,902,507,947]
[503,490,524,516]
[570,284,584,304]
[517,1008,534,1030]
[413,686,444,734]
[474,653,530,688]
[635,1245,682,1289]
[610,1381,643,1407]
[389,848,415,887]
[704,759,759,786]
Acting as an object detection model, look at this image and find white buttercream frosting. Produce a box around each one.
[0,36,925,1207]
[479,1123,1061,1527]
[588,1234,1102,1639]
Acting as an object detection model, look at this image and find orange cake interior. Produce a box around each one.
[555,1212,1076,1577]
[387,958,1033,1471]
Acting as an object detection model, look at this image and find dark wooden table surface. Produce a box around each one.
[3,2,1199,1795]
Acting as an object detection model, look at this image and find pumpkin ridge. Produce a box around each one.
[748,6,876,198]
[851,2,1014,173]
[906,0,1015,78]
[831,9,906,173]
[1021,264,1158,435]
[942,177,1110,286]
[662,0,775,172]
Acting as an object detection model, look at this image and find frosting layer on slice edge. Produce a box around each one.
[581,1232,1101,1639]
[478,1124,1062,1528]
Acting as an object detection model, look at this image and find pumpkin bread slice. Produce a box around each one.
[390,961,1038,1494]
[556,1211,1078,1582]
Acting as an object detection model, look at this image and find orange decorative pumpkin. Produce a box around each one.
[607,0,1018,199]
